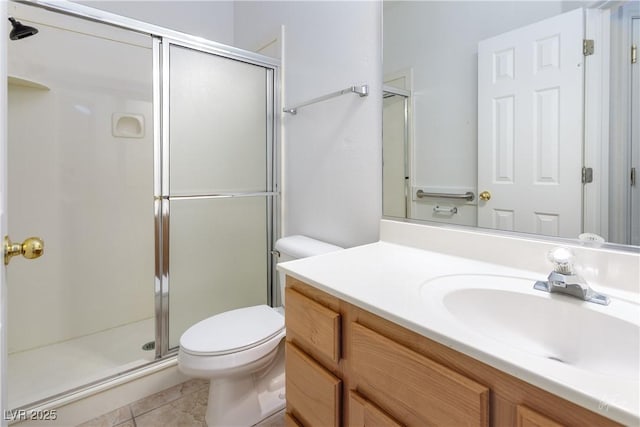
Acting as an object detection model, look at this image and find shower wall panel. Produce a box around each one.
[7,5,154,353]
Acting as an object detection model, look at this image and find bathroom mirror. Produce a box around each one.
[383,1,639,247]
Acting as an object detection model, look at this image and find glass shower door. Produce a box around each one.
[6,3,155,409]
[164,43,274,348]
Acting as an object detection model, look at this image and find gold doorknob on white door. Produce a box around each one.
[479,191,492,201]
[4,236,44,266]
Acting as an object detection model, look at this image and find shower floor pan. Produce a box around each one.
[8,318,155,409]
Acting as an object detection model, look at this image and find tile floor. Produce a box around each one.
[77,379,284,427]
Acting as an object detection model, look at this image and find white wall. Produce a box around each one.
[384,1,566,224]
[234,1,383,248]
[74,1,234,45]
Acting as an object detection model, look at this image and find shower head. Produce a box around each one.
[8,17,38,40]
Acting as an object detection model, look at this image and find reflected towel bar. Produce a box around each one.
[416,190,475,202]
[283,84,369,115]
[433,205,458,214]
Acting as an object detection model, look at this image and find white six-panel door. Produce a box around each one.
[477,8,584,238]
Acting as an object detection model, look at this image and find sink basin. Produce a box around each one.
[420,274,640,380]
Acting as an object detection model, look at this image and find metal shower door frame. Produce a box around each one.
[153,37,280,358]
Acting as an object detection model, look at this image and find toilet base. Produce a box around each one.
[204,343,285,427]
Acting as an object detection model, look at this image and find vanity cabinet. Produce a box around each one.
[285,284,344,426]
[351,322,489,425]
[284,277,621,427]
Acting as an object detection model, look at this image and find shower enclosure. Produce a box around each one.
[5,1,278,410]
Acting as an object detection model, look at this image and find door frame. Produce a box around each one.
[383,69,414,219]
[583,7,611,241]
[1,4,8,425]
[608,1,640,244]
[382,85,410,219]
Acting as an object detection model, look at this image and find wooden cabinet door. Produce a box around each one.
[286,342,341,427]
[286,287,341,363]
[349,390,403,427]
[516,405,565,427]
[351,322,489,426]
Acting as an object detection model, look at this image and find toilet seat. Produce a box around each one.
[180,305,284,356]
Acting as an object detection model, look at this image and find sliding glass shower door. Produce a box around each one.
[6,3,155,408]
[161,42,276,349]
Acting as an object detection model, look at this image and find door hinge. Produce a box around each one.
[582,167,593,184]
[632,167,637,187]
[632,44,638,64]
[583,39,594,56]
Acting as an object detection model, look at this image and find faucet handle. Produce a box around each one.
[547,247,575,274]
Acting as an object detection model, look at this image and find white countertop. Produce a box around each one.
[278,239,640,426]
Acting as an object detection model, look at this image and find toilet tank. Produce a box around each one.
[274,235,343,306]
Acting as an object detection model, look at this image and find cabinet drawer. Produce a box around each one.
[516,405,565,427]
[285,287,341,363]
[351,322,489,426]
[349,390,403,427]
[286,342,341,427]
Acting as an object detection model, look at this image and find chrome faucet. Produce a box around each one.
[533,247,610,305]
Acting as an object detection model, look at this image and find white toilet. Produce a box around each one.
[177,235,342,427]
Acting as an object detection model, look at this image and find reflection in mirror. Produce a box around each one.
[382,1,640,247]
[383,86,409,218]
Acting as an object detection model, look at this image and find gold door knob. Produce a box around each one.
[479,191,492,201]
[4,236,44,266]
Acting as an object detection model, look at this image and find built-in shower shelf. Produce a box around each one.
[8,75,50,91]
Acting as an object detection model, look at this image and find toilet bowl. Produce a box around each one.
[177,235,342,427]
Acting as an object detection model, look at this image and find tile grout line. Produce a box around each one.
[129,404,136,427]
[78,380,210,426]
[132,386,208,427]
[130,381,209,419]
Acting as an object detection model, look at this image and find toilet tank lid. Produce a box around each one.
[275,235,343,259]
